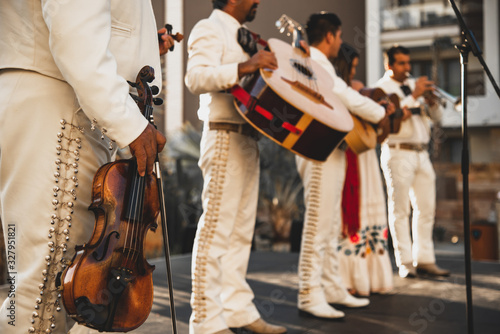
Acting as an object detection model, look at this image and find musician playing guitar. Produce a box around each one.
[375,45,450,279]
[295,12,395,321]
[184,1,286,334]
[333,43,398,297]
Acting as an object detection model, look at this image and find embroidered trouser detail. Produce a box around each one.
[29,120,84,334]
[191,131,229,324]
[296,150,350,308]
[298,162,322,305]
[190,127,260,334]
[0,70,117,334]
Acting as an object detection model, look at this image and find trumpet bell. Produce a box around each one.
[434,86,461,112]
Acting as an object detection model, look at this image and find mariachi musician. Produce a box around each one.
[184,0,288,333]
[0,1,172,333]
[375,45,449,279]
[295,12,395,320]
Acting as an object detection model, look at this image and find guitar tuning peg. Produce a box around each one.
[151,86,160,95]
[153,98,163,106]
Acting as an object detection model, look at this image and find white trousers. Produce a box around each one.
[189,126,260,334]
[295,149,349,308]
[380,145,436,267]
[0,70,115,334]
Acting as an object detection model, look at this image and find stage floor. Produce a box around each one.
[2,243,496,333]
[141,244,500,334]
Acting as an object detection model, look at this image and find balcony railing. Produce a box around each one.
[382,2,458,31]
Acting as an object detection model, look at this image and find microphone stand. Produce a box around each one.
[448,1,500,333]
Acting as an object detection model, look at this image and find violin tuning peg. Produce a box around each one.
[165,24,173,34]
[129,94,140,103]
[153,98,163,106]
[127,80,137,88]
[151,86,160,95]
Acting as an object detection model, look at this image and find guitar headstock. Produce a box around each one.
[275,14,307,52]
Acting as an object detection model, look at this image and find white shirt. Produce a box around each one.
[185,10,250,124]
[310,47,385,124]
[0,0,161,148]
[375,71,443,144]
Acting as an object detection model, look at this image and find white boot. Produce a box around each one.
[327,293,370,308]
[298,302,345,319]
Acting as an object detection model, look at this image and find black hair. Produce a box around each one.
[213,0,228,10]
[385,45,410,66]
[332,43,359,85]
[305,12,342,46]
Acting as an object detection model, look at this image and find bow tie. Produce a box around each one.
[400,84,412,96]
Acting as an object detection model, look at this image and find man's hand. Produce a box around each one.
[158,27,175,56]
[412,76,434,99]
[401,106,412,121]
[380,100,396,116]
[238,50,278,78]
[128,124,166,176]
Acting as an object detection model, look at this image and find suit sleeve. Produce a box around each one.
[332,75,386,124]
[184,20,240,95]
[41,0,148,148]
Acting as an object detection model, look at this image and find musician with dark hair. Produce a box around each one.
[295,12,393,320]
[332,43,394,297]
[185,1,285,333]
[375,45,449,279]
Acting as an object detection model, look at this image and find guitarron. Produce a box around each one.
[233,15,353,162]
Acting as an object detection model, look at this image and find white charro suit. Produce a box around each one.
[375,72,443,269]
[296,47,385,312]
[0,1,161,333]
[185,9,262,334]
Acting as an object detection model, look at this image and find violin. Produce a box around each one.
[158,24,184,51]
[59,67,163,332]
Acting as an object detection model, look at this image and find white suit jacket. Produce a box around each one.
[0,0,161,148]
[375,71,443,144]
[310,47,385,124]
[185,9,250,124]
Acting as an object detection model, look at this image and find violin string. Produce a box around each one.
[129,161,146,265]
[132,176,146,264]
[124,170,140,265]
[131,104,153,264]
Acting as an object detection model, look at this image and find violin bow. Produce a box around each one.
[154,144,178,334]
[131,66,178,334]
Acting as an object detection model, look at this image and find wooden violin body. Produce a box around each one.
[59,65,165,332]
[61,159,159,331]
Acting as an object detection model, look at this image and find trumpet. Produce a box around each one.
[432,86,462,112]
[406,73,462,112]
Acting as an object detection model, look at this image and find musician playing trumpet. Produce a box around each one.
[375,45,450,279]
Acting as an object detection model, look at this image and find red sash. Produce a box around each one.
[341,148,360,238]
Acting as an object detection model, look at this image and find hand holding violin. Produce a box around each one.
[129,124,166,176]
[158,24,184,56]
